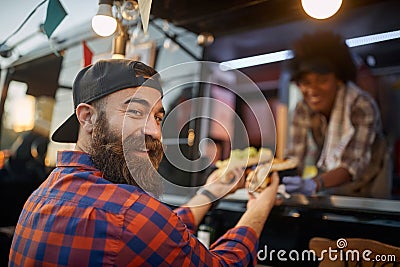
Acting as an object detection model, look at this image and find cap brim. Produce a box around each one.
[51,113,79,143]
[291,59,335,81]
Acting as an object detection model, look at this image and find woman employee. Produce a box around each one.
[282,31,390,198]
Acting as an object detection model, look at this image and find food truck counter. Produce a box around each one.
[162,190,400,266]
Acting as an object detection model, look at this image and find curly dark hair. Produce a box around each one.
[289,31,357,83]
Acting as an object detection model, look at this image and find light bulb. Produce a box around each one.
[92,3,117,37]
[301,0,342,19]
[92,15,117,36]
[197,33,214,46]
[122,0,139,21]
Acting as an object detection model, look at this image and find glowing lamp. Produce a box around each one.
[301,0,342,19]
[92,2,117,37]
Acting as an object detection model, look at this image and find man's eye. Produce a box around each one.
[127,110,142,116]
[155,116,164,123]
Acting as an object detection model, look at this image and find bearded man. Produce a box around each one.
[9,59,279,266]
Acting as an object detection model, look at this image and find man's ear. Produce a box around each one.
[76,103,97,135]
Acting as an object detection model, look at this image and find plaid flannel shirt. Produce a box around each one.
[288,84,382,179]
[9,151,258,266]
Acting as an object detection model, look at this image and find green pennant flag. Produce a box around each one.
[43,0,67,38]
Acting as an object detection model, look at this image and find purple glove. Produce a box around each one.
[282,176,317,196]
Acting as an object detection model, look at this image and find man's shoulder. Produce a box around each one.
[41,169,146,214]
[130,191,173,215]
[41,167,172,219]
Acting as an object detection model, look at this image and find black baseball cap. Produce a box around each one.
[51,59,163,143]
[290,58,336,82]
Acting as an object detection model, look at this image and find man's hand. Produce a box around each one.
[236,172,281,238]
[246,172,282,210]
[205,167,246,198]
[186,167,246,227]
[281,176,317,196]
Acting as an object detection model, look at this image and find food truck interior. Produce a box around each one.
[1,0,400,265]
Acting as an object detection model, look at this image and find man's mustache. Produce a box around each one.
[123,134,165,168]
[123,134,164,152]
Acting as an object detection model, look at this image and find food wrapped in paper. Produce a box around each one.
[215,147,273,183]
[247,157,299,192]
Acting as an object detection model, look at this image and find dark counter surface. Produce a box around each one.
[162,189,400,215]
[163,189,400,266]
[162,189,400,230]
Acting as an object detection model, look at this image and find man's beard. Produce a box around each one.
[89,112,164,197]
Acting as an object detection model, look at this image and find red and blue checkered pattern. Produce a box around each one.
[9,151,258,266]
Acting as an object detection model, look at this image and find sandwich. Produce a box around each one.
[214,146,299,192]
[215,147,273,183]
[247,157,299,192]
